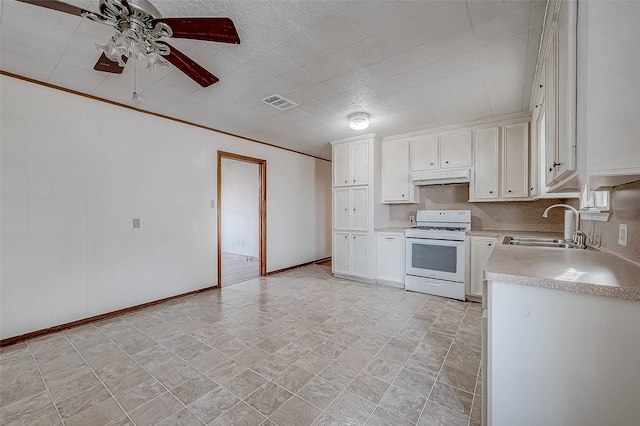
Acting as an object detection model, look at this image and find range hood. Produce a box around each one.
[411,169,470,186]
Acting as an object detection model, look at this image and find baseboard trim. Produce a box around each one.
[267,257,332,276]
[0,285,219,347]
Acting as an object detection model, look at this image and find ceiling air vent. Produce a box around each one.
[262,94,298,111]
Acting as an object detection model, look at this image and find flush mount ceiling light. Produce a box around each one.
[348,112,370,130]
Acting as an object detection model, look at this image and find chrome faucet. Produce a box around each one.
[542,204,586,248]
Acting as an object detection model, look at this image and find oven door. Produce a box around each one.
[405,237,466,283]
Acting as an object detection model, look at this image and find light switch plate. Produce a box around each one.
[210,200,216,208]
[133,218,141,229]
[618,224,627,246]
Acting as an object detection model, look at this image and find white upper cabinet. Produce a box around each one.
[470,122,530,202]
[473,128,499,200]
[582,1,640,188]
[502,123,529,198]
[382,139,418,203]
[411,132,472,172]
[350,141,369,186]
[333,140,369,187]
[540,0,578,192]
[441,132,472,169]
[333,143,350,187]
[411,136,439,171]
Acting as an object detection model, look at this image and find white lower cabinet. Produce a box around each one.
[375,232,405,287]
[468,236,497,297]
[333,231,370,279]
[333,232,351,275]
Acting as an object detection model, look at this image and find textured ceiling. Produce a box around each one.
[0,0,546,159]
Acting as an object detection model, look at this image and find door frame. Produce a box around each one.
[217,151,267,287]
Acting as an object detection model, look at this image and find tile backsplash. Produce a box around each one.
[587,180,640,264]
[389,183,571,232]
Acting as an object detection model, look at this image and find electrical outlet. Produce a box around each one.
[210,200,216,208]
[618,224,627,246]
[409,215,415,225]
[133,218,141,229]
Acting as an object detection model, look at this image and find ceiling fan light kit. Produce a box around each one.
[348,112,370,130]
[17,0,240,87]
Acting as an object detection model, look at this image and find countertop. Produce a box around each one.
[374,227,408,233]
[483,230,640,302]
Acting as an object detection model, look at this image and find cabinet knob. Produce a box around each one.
[430,162,434,166]
[353,208,356,212]
[549,167,553,172]
[344,235,347,239]
[402,194,405,198]
[445,161,449,164]
[488,243,492,246]
[353,179,356,183]
[353,236,356,239]
[508,190,512,193]
[489,191,493,194]
[344,180,348,183]
[531,187,534,191]
[553,162,562,167]
[540,84,543,88]
[344,208,348,212]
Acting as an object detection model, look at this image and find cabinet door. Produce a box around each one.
[350,141,369,185]
[555,0,577,181]
[441,132,472,168]
[382,141,410,202]
[377,233,405,283]
[351,233,369,278]
[470,237,496,297]
[333,144,350,187]
[411,136,439,171]
[502,123,529,198]
[333,232,350,275]
[334,189,350,230]
[544,31,558,187]
[350,187,369,231]
[474,128,499,199]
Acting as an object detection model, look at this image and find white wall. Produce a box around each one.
[0,75,332,340]
[221,158,259,257]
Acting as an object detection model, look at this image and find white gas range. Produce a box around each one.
[405,210,471,301]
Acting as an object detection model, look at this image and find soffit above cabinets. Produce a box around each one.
[0,0,546,159]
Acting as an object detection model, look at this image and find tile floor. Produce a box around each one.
[0,265,482,426]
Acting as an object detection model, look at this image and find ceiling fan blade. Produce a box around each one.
[15,0,88,16]
[161,43,219,87]
[94,53,127,74]
[153,17,241,44]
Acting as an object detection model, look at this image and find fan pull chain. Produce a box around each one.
[132,59,143,100]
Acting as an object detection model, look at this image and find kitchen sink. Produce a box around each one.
[502,236,592,249]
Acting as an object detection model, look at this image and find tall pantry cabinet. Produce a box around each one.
[331,134,389,281]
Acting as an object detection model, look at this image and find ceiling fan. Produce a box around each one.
[16,0,241,87]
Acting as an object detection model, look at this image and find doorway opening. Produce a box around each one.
[217,151,266,287]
